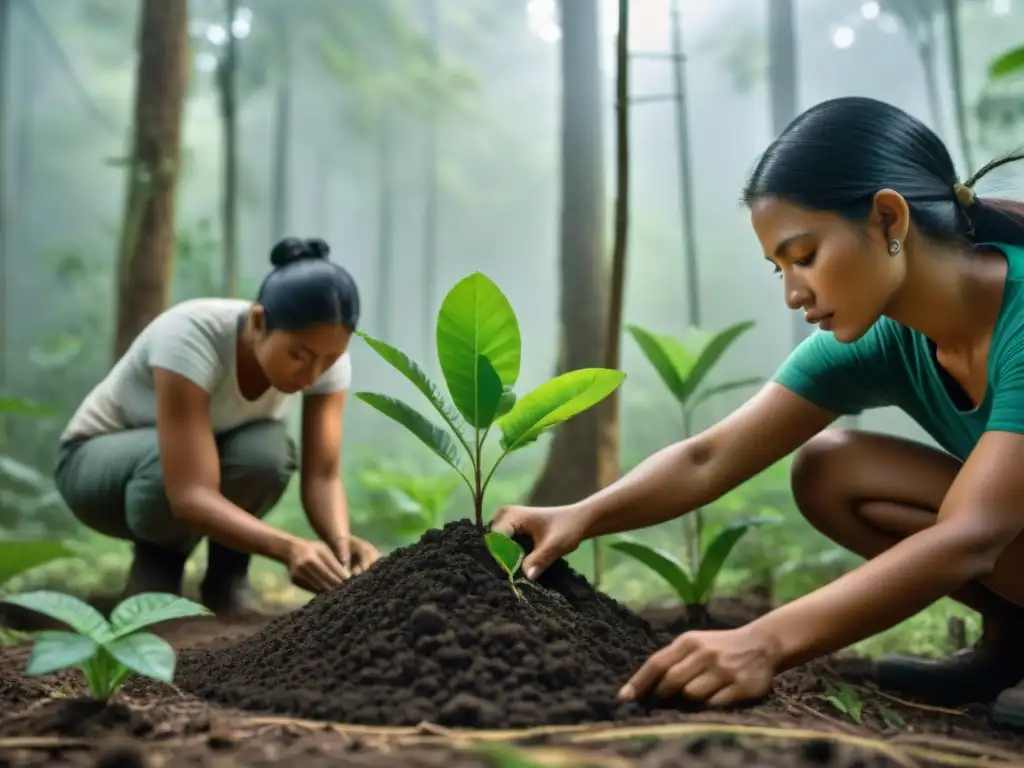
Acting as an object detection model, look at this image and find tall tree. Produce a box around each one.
[112,0,190,359]
[218,0,239,297]
[0,0,9,390]
[527,0,613,508]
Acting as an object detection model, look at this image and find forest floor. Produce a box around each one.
[1,521,1022,768]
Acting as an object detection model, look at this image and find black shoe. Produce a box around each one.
[124,541,188,598]
[874,619,1024,707]
[199,541,259,616]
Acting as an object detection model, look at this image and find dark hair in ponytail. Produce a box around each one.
[742,96,1024,248]
[255,237,361,332]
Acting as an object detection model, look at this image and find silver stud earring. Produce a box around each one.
[888,238,902,256]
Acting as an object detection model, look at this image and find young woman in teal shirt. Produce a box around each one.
[494,96,1024,728]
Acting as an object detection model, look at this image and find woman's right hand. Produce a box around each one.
[490,504,590,580]
[285,539,350,593]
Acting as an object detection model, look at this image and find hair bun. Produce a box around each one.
[305,238,331,259]
[270,237,331,267]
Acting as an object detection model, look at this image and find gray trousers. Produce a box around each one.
[54,419,297,554]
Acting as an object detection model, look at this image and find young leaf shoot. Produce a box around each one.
[624,320,763,600]
[609,516,777,613]
[484,531,526,600]
[1,591,212,702]
[355,272,625,530]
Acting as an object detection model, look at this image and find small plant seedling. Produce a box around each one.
[625,321,761,578]
[608,516,776,620]
[485,532,528,600]
[824,682,864,724]
[354,272,625,575]
[358,464,461,538]
[0,590,211,701]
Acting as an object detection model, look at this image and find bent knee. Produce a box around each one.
[790,428,862,514]
[220,420,297,483]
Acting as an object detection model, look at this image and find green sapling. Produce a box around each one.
[354,272,625,577]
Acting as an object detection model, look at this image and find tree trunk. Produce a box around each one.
[943,0,973,172]
[422,0,440,366]
[112,0,190,361]
[219,0,239,297]
[375,113,394,340]
[766,0,803,349]
[0,0,9,390]
[591,0,632,586]
[527,0,611,509]
[270,11,291,242]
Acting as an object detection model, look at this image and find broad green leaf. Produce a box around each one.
[496,388,516,418]
[0,397,53,416]
[436,273,522,423]
[680,320,756,403]
[990,45,1024,81]
[608,540,696,604]
[485,532,524,576]
[109,594,211,638]
[354,393,464,475]
[0,541,77,586]
[625,325,690,402]
[690,376,764,412]
[2,591,111,642]
[497,369,625,452]
[25,631,98,676]
[473,354,505,429]
[356,331,466,437]
[694,517,776,601]
[104,631,176,683]
[0,455,49,491]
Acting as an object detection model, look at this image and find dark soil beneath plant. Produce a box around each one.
[1,519,1022,767]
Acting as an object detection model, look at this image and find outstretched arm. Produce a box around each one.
[579,383,837,537]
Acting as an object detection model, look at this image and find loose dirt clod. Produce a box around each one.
[176,520,685,727]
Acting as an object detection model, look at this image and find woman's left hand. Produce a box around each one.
[618,626,781,707]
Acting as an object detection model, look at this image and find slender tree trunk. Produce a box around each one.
[422,0,440,366]
[219,0,239,297]
[593,0,631,586]
[112,0,190,360]
[919,36,947,142]
[943,0,973,172]
[767,0,803,349]
[270,11,291,242]
[527,0,610,511]
[670,0,699,329]
[375,113,394,339]
[0,0,9,390]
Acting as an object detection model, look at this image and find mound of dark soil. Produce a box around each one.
[176,520,685,728]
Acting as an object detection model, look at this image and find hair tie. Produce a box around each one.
[954,182,976,210]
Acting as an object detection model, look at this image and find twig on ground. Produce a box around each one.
[865,687,969,717]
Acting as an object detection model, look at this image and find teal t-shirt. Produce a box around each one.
[773,242,1024,461]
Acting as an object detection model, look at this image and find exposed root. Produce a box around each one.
[0,736,92,749]
[563,724,922,768]
[889,734,1024,763]
[865,687,970,717]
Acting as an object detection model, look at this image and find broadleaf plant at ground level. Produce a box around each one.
[1,591,211,701]
[0,541,78,589]
[355,272,625,530]
[609,516,777,609]
[485,531,526,600]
